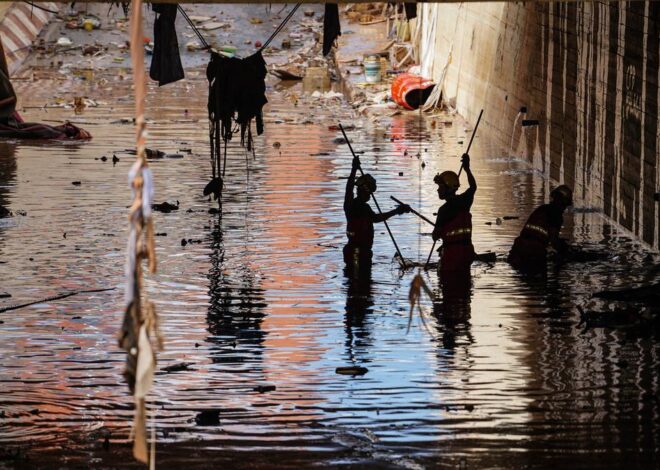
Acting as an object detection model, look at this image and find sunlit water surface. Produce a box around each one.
[0,65,659,468]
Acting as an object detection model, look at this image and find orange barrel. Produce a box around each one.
[391,73,436,110]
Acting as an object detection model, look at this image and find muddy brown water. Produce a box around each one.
[1,64,659,468]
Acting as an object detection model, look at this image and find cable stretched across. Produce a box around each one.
[260,3,302,51]
[177,5,210,49]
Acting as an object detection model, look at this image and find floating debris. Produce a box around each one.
[335,366,368,376]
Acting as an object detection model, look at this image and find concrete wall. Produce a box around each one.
[425,2,660,250]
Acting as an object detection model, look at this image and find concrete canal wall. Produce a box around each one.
[424,2,660,250]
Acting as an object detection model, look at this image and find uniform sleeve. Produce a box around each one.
[459,187,475,211]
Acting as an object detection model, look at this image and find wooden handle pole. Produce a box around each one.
[339,123,405,262]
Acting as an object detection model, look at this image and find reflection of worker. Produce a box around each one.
[344,156,409,273]
[432,154,477,281]
[508,185,573,272]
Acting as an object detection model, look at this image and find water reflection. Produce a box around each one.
[206,217,267,362]
[0,141,17,220]
[433,269,473,352]
[0,65,659,467]
[343,267,374,364]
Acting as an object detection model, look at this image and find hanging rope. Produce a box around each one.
[119,0,163,466]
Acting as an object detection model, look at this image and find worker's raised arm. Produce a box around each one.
[462,153,477,192]
[344,156,360,214]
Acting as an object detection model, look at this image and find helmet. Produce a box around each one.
[434,171,460,190]
[355,173,377,193]
[551,184,573,206]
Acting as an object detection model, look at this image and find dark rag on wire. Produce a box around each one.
[206,50,268,152]
[149,3,184,86]
[323,3,341,56]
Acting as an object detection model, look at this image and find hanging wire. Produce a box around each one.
[260,3,302,51]
[177,5,210,49]
[25,1,58,14]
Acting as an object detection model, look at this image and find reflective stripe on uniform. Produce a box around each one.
[524,224,548,237]
[445,227,472,238]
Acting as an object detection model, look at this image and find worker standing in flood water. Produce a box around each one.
[432,153,476,295]
[344,156,410,274]
[508,185,573,272]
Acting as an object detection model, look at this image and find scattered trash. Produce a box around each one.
[336,366,368,376]
[271,68,303,81]
[151,201,179,213]
[145,148,165,159]
[162,362,193,373]
[186,41,204,51]
[199,22,231,31]
[56,37,73,47]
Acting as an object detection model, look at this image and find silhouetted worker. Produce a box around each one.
[432,154,477,290]
[508,184,573,272]
[344,156,409,274]
[0,39,18,124]
[0,38,91,139]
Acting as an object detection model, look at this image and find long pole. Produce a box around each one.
[339,123,405,262]
[391,196,434,226]
[424,109,484,269]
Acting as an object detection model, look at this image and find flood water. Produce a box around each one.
[1,63,659,467]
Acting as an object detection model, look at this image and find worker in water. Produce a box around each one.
[0,39,18,125]
[0,38,91,139]
[508,184,573,272]
[344,155,410,273]
[432,153,477,280]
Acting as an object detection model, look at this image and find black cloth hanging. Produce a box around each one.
[149,3,184,87]
[323,3,341,56]
[207,50,268,153]
[404,3,417,20]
